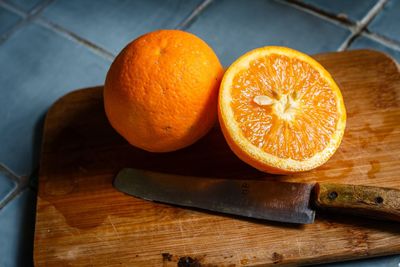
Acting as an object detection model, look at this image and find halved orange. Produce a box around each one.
[218,46,346,174]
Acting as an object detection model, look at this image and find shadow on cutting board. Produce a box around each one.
[37,87,400,234]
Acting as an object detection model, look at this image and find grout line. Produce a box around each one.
[176,0,214,30]
[361,30,400,52]
[0,163,29,210]
[0,0,27,17]
[0,1,50,208]
[280,0,392,52]
[0,0,54,45]
[0,0,53,16]
[338,0,388,51]
[0,184,30,210]
[0,188,22,210]
[277,0,356,30]
[35,17,115,61]
[1,0,114,61]
[0,163,21,183]
[0,0,28,44]
[29,0,54,16]
[358,0,388,30]
[282,0,355,25]
[337,34,356,52]
[280,0,359,53]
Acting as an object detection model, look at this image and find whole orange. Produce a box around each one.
[104,30,223,152]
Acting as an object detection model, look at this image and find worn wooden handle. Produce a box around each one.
[315,183,400,222]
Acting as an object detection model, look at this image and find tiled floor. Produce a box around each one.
[0,166,17,204]
[4,0,43,13]
[41,0,202,55]
[0,6,21,35]
[186,0,350,65]
[0,22,110,175]
[0,0,399,266]
[301,0,379,21]
[368,0,400,43]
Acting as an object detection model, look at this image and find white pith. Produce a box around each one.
[220,46,346,172]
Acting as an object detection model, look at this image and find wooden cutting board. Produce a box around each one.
[34,50,400,266]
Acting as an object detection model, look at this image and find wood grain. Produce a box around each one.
[315,183,400,222]
[34,50,400,266]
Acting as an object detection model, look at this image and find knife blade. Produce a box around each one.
[113,168,400,224]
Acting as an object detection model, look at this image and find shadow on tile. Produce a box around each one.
[0,22,109,176]
[0,188,37,267]
[32,111,45,174]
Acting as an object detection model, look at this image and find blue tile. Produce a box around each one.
[186,0,350,66]
[316,254,400,267]
[3,0,44,12]
[0,6,21,35]
[349,35,400,63]
[0,23,109,176]
[301,0,378,21]
[0,167,16,203]
[41,0,202,54]
[0,188,36,267]
[369,0,400,43]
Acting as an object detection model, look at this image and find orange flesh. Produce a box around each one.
[231,54,338,161]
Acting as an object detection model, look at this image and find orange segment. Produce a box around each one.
[219,46,346,174]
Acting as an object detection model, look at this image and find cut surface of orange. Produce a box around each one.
[218,46,346,174]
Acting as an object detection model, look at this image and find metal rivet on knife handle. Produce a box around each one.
[315,183,400,222]
[375,196,384,204]
[328,191,338,200]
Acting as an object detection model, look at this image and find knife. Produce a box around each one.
[113,168,400,224]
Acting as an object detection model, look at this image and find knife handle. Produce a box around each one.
[315,183,400,222]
